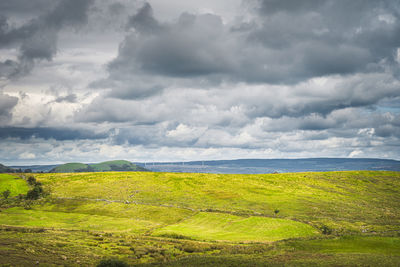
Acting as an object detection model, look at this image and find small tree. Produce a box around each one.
[274,209,280,216]
[2,189,10,199]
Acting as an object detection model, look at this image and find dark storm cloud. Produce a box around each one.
[256,0,323,14]
[0,93,18,124]
[245,0,400,82]
[0,127,107,141]
[126,2,162,34]
[0,59,19,78]
[110,6,231,78]
[102,3,236,98]
[54,93,78,103]
[102,0,400,101]
[0,0,57,17]
[0,0,93,79]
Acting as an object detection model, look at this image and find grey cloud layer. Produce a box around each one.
[0,0,93,79]
[0,92,18,124]
[102,0,400,97]
[0,127,107,141]
[1,0,400,163]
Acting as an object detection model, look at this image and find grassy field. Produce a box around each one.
[0,174,29,197]
[153,212,319,242]
[0,171,399,266]
[35,171,400,234]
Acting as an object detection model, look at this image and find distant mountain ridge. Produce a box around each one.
[50,160,148,173]
[144,158,400,174]
[8,158,400,174]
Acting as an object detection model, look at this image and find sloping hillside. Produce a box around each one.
[0,171,399,266]
[49,160,148,173]
[90,160,147,172]
[0,164,18,173]
[0,174,29,196]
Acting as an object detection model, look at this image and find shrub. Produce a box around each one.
[320,224,332,235]
[24,201,32,210]
[2,189,10,199]
[96,258,129,267]
[274,209,280,216]
[26,185,43,200]
[27,176,36,186]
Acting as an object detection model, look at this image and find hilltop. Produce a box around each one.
[49,160,148,173]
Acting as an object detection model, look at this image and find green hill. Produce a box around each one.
[0,164,17,173]
[0,171,399,266]
[90,160,147,172]
[49,160,148,173]
[50,162,88,172]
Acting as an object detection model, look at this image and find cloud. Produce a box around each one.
[126,2,162,34]
[0,0,57,17]
[1,0,400,163]
[0,0,94,79]
[0,92,18,124]
[0,127,108,141]
[98,0,400,101]
[19,151,36,159]
[99,3,240,98]
[54,93,78,103]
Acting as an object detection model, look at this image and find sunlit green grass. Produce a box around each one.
[0,174,29,197]
[0,207,155,234]
[35,171,400,234]
[282,236,400,255]
[0,171,399,266]
[153,212,319,242]
[38,198,194,226]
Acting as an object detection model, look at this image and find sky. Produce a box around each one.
[0,0,400,165]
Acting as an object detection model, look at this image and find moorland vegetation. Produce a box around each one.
[0,171,399,266]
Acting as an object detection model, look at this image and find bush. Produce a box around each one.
[24,201,32,210]
[320,224,332,235]
[27,176,36,186]
[25,176,44,200]
[96,258,129,267]
[26,185,43,200]
[2,189,10,199]
[274,209,280,216]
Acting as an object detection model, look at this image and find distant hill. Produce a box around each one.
[11,164,59,173]
[0,164,19,173]
[144,158,400,174]
[51,163,88,173]
[49,160,148,173]
[12,158,400,174]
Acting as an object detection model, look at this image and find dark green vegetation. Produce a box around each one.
[0,171,399,266]
[49,160,148,173]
